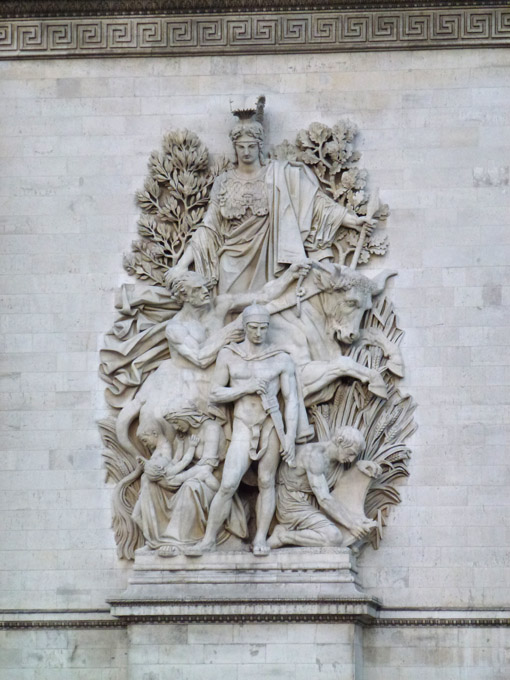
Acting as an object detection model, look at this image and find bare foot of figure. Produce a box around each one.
[183,541,215,557]
[158,545,180,558]
[252,541,271,556]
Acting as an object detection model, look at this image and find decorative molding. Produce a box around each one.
[0,1,507,20]
[0,619,126,629]
[377,618,510,627]
[108,598,380,623]
[2,608,510,628]
[1,7,509,59]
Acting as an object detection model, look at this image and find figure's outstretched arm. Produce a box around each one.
[307,464,373,539]
[223,262,312,314]
[308,468,356,528]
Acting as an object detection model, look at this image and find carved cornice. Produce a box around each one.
[377,618,510,627]
[0,1,507,20]
[0,619,125,629]
[2,611,510,628]
[0,6,509,58]
[107,596,380,624]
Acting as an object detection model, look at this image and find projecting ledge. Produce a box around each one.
[108,546,380,623]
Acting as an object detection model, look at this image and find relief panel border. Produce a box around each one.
[1,7,509,59]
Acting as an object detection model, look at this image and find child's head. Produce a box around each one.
[136,413,161,452]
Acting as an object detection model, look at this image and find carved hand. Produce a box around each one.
[349,516,377,539]
[189,434,200,448]
[289,260,312,281]
[356,215,375,238]
[144,461,165,481]
[226,327,245,344]
[251,378,268,395]
[356,460,382,478]
[281,435,296,468]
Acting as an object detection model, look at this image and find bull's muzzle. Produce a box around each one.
[335,328,360,344]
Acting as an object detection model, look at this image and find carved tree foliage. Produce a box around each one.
[123,130,231,286]
[272,120,390,268]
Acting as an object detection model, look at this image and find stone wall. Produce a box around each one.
[1,46,509,676]
[2,624,509,679]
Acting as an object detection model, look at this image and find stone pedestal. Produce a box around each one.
[109,547,380,623]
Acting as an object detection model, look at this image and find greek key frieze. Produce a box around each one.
[1,8,509,58]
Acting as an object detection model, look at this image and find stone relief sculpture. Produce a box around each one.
[186,303,310,556]
[99,96,416,561]
[268,426,379,550]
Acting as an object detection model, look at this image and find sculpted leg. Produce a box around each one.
[300,357,388,401]
[184,422,251,556]
[253,430,280,556]
[268,523,343,548]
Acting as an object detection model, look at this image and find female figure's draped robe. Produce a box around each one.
[132,471,248,549]
[132,429,248,549]
[191,160,348,294]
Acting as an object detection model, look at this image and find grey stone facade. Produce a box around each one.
[1,2,509,678]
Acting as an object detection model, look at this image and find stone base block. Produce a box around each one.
[109,547,380,623]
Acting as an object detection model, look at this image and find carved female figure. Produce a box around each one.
[175,120,367,294]
[132,408,247,556]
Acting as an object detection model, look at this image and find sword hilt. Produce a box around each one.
[261,392,279,414]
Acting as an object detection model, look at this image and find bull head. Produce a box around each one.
[314,264,397,345]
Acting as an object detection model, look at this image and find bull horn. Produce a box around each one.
[370,269,397,296]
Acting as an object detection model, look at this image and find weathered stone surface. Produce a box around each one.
[1,44,510,679]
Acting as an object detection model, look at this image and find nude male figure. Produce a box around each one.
[164,261,311,374]
[268,426,378,549]
[185,303,307,556]
[156,262,310,440]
